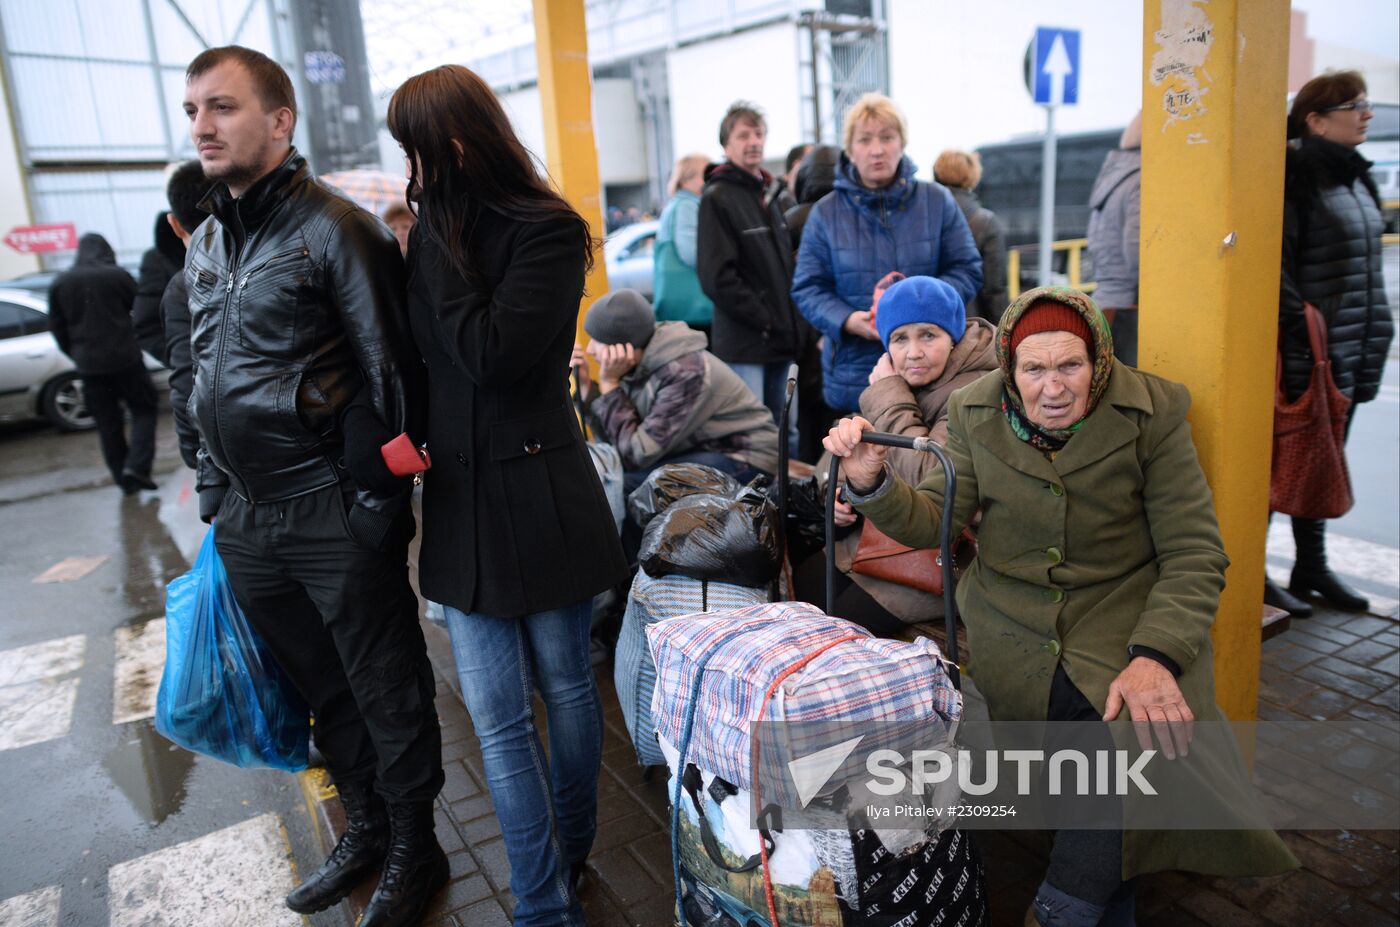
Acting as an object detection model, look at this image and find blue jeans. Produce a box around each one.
[445,600,602,927]
[732,360,799,453]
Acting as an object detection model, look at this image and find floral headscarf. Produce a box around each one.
[994,286,1115,455]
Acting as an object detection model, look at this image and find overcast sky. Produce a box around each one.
[1290,0,1399,60]
[358,1,1400,97]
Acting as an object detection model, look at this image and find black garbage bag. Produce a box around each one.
[779,474,829,564]
[627,463,742,530]
[638,484,782,587]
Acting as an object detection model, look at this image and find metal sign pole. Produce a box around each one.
[1038,103,1057,285]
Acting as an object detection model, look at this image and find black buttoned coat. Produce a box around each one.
[407,207,628,618]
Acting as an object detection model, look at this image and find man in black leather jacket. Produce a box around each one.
[182,46,445,926]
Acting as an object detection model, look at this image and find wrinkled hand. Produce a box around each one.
[833,498,858,528]
[587,341,638,392]
[1103,657,1195,760]
[822,415,886,493]
[869,353,898,385]
[570,343,591,394]
[843,310,879,342]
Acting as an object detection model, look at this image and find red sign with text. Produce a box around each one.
[4,223,78,254]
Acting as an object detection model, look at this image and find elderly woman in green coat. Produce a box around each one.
[825,286,1295,927]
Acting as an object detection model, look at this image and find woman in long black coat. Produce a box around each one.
[389,64,629,927]
[1271,70,1394,617]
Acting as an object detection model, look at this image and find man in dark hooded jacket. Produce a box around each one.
[157,159,210,470]
[132,213,184,359]
[784,144,842,460]
[784,144,840,251]
[48,233,157,493]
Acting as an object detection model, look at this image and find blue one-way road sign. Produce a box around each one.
[1032,27,1080,106]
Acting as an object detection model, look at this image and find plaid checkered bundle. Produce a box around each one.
[646,601,960,803]
[615,569,768,766]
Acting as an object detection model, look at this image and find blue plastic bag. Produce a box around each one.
[155,528,309,771]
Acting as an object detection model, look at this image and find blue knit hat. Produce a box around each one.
[875,276,965,349]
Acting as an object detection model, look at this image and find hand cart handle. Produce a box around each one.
[825,430,961,687]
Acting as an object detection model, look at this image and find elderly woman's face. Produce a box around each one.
[1013,332,1092,429]
[888,323,953,388]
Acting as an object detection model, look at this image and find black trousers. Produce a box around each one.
[214,483,444,804]
[81,366,157,485]
[1043,665,1126,907]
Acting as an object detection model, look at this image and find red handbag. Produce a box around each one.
[1270,303,1354,519]
[850,520,977,595]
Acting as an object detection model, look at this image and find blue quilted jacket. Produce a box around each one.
[792,154,982,411]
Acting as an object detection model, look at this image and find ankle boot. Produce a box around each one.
[1289,518,1370,611]
[286,780,389,913]
[1264,577,1313,618]
[359,801,449,927]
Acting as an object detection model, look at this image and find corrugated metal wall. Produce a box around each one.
[0,0,279,269]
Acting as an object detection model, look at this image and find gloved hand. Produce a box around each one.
[341,396,405,496]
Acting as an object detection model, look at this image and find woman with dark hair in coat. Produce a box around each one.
[1269,70,1394,617]
[388,64,629,927]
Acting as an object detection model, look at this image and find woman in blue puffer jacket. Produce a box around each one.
[792,93,983,414]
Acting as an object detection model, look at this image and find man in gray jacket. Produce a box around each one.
[575,288,779,494]
[1086,113,1142,365]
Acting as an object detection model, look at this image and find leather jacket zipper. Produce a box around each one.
[211,205,247,497]
[237,246,309,292]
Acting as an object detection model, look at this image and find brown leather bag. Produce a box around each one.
[850,520,977,595]
[1270,302,1354,519]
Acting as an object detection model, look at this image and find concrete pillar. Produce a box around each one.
[1138,0,1290,720]
[532,0,610,349]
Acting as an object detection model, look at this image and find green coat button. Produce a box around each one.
[1046,587,1065,604]
[1046,639,1062,656]
[1049,483,1064,497]
[1047,546,1064,563]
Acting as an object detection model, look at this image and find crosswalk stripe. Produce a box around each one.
[0,636,86,752]
[0,885,61,927]
[0,678,81,752]
[113,619,165,725]
[0,635,85,687]
[106,813,301,927]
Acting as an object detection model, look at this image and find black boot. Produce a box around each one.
[359,801,449,927]
[1264,577,1313,618]
[285,780,389,914]
[1289,517,1369,611]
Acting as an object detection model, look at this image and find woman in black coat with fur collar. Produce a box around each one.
[389,64,628,927]
[1270,70,1394,618]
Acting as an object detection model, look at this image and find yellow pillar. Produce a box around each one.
[532,0,610,351]
[1138,0,1289,720]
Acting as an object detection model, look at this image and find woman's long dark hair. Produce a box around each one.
[387,64,595,283]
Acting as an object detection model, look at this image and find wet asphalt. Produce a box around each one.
[0,408,345,926]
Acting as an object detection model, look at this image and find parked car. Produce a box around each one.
[604,219,659,298]
[0,287,163,431]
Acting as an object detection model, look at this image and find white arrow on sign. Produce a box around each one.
[1042,33,1073,106]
